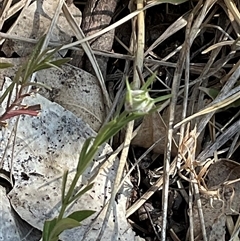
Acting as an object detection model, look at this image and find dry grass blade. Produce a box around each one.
[160,1,220,240]
[43,0,65,50]
[181,126,208,241]
[224,0,240,27]
[0,0,12,29]
[62,2,111,109]
[161,0,203,239]
[59,7,148,51]
[59,0,186,52]
[133,0,145,89]
[196,61,240,137]
[2,0,29,19]
[197,118,240,162]
[96,0,145,239]
[229,215,240,240]
[0,32,133,62]
[0,0,32,45]
[202,40,240,54]
[174,85,240,128]
[126,158,177,218]
[176,6,193,175]
[144,12,189,56]
[227,132,240,158]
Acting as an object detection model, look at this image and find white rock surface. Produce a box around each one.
[0,92,143,241]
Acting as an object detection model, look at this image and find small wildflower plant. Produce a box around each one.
[0,36,71,127]
[125,74,171,114]
[42,74,171,241]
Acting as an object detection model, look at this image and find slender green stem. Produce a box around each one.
[56,111,132,221]
[42,70,172,240]
[56,138,101,221]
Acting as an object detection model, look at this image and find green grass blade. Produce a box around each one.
[22,35,46,83]
[49,218,80,240]
[0,82,15,106]
[42,218,57,241]
[67,210,95,222]
[77,137,93,172]
[61,170,69,203]
[33,58,71,73]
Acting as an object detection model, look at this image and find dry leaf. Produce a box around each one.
[132,105,183,155]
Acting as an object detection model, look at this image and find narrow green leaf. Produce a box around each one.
[33,49,55,66]
[42,218,57,241]
[93,112,139,148]
[95,111,129,145]
[142,73,156,91]
[49,218,80,239]
[97,113,143,145]
[33,62,63,73]
[199,87,240,109]
[77,137,93,172]
[0,82,15,105]
[153,94,172,103]
[33,47,52,64]
[231,99,240,108]
[44,62,66,72]
[98,125,125,144]
[67,210,95,222]
[32,42,63,67]
[33,57,71,73]
[49,58,72,67]
[61,170,69,203]
[22,35,46,83]
[37,45,63,63]
[0,62,13,69]
[93,126,115,147]
[69,183,94,203]
[199,87,219,100]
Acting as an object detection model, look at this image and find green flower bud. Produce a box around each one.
[125,80,155,114]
